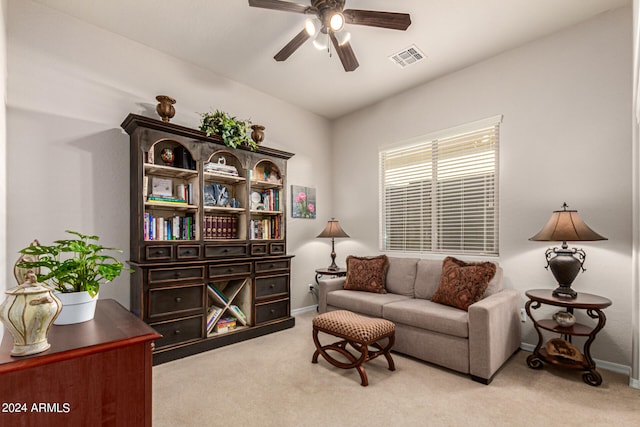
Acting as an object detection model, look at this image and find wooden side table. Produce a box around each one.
[525,289,612,386]
[315,267,347,285]
[0,299,161,426]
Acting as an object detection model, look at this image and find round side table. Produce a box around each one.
[524,289,612,386]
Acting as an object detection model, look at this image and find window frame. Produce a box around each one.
[378,115,501,257]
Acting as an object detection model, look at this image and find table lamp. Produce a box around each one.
[529,203,607,298]
[317,218,350,271]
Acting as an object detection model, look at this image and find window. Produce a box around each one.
[379,116,500,256]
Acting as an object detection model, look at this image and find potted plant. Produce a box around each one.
[200,109,259,151]
[16,230,126,325]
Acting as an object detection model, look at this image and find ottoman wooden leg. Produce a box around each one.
[313,326,397,386]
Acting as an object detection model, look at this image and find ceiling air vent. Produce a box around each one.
[389,44,426,68]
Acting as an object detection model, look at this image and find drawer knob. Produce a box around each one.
[269,284,275,289]
[175,297,182,303]
[270,309,275,314]
[174,272,181,278]
[227,268,234,273]
[269,264,275,268]
[223,249,229,253]
[174,329,181,335]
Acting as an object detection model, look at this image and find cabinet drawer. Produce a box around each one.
[255,274,289,300]
[255,259,290,274]
[148,266,205,284]
[269,242,285,255]
[145,245,172,261]
[177,245,200,259]
[204,244,249,258]
[152,316,203,349]
[209,262,252,279]
[148,284,204,319]
[251,243,268,256]
[255,299,289,325]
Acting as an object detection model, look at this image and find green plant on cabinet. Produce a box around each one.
[200,109,259,151]
[16,230,127,297]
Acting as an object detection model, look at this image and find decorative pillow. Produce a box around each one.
[343,255,389,294]
[431,257,496,311]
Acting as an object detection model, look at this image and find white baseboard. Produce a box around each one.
[292,305,317,316]
[630,377,640,389]
[520,342,632,378]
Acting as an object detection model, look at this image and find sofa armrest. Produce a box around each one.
[317,277,346,313]
[468,289,521,383]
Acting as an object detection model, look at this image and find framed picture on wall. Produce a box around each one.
[291,185,316,219]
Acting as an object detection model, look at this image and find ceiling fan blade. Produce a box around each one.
[274,28,312,62]
[248,0,311,14]
[329,31,359,72]
[343,9,411,31]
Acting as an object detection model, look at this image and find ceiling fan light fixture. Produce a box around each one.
[305,18,318,36]
[329,12,345,32]
[312,31,329,50]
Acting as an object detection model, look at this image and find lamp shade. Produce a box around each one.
[529,204,606,242]
[317,219,350,239]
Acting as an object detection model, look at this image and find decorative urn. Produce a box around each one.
[552,310,576,327]
[250,124,265,145]
[155,95,176,123]
[0,272,62,356]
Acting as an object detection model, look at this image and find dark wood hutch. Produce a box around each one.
[122,113,295,364]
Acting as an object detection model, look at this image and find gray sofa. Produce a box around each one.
[317,257,521,384]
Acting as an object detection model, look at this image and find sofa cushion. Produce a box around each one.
[432,257,496,311]
[343,255,389,294]
[383,299,469,338]
[326,290,411,318]
[414,259,443,300]
[385,257,419,297]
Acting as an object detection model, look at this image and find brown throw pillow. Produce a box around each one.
[432,257,496,311]
[344,255,389,294]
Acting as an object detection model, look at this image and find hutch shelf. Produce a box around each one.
[122,113,295,364]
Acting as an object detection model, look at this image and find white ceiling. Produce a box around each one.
[33,0,630,119]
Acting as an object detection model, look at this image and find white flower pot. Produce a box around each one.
[54,291,98,325]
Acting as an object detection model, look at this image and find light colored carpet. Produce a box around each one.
[153,310,640,426]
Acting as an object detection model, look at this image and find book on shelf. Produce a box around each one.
[143,176,149,198]
[147,195,187,204]
[206,305,224,332]
[229,305,248,326]
[214,316,237,333]
[207,283,228,304]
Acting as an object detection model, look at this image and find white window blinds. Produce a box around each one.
[379,117,500,256]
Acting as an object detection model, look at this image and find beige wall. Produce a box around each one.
[5,0,332,311]
[0,0,7,341]
[332,6,633,368]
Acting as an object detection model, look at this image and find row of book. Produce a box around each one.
[144,213,196,241]
[258,189,280,211]
[204,215,238,240]
[250,217,281,240]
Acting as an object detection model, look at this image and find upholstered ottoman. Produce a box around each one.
[312,310,396,386]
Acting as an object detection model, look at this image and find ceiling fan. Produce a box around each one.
[248,0,412,72]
